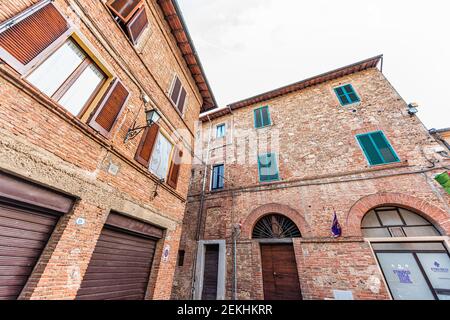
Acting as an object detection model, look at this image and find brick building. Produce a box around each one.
[172,56,450,300]
[0,0,217,300]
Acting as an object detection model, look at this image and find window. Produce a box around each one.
[216,124,226,138]
[177,250,185,267]
[258,153,279,182]
[254,106,271,129]
[211,164,224,190]
[169,76,187,114]
[135,125,182,187]
[334,84,360,106]
[362,207,441,238]
[149,132,174,180]
[26,39,106,116]
[0,2,130,139]
[363,207,449,300]
[356,131,400,166]
[106,0,149,45]
[252,214,301,239]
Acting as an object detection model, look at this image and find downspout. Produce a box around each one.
[190,115,213,299]
[232,223,240,300]
[228,105,239,300]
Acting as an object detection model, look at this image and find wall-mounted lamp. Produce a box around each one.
[407,102,419,116]
[124,108,161,143]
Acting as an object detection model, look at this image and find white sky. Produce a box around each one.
[177,0,450,130]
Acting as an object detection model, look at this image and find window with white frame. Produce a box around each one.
[149,131,174,180]
[216,124,226,138]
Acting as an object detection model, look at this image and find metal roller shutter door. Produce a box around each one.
[76,213,163,300]
[0,204,60,300]
[0,172,73,300]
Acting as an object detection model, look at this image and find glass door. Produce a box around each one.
[373,242,450,300]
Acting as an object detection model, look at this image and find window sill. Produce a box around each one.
[341,101,361,108]
[366,160,406,170]
[258,178,281,184]
[255,124,274,130]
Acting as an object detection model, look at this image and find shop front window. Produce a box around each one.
[363,207,449,300]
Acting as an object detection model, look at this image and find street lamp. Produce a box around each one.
[124,108,161,143]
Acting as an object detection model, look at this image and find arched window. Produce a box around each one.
[252,214,301,239]
[361,206,441,238]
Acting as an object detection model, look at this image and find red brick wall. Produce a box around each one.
[172,67,450,300]
[0,0,203,299]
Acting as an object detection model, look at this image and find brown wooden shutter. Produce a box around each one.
[177,87,187,113]
[134,124,159,167]
[0,3,69,66]
[126,6,148,45]
[107,0,143,23]
[167,147,183,189]
[170,77,182,104]
[89,79,130,138]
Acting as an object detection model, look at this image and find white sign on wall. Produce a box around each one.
[162,244,171,263]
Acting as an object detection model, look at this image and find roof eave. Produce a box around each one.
[157,0,217,112]
[200,54,383,122]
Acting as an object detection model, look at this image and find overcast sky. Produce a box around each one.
[177,0,449,129]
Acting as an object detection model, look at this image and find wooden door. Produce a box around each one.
[201,244,219,300]
[260,244,302,300]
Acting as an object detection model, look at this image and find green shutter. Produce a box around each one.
[258,153,279,182]
[370,131,399,163]
[357,134,384,165]
[254,108,262,128]
[254,106,271,128]
[261,106,271,126]
[357,131,400,166]
[335,84,360,106]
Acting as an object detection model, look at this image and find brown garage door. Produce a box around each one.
[261,244,302,300]
[0,171,74,300]
[76,212,163,300]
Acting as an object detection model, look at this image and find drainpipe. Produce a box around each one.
[190,115,213,299]
[232,222,241,300]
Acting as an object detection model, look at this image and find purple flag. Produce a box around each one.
[331,211,342,238]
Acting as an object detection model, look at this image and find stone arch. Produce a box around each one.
[346,193,450,237]
[241,203,310,239]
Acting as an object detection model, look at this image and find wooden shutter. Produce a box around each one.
[135,124,159,167]
[170,77,182,104]
[126,6,148,45]
[89,79,130,138]
[177,87,187,113]
[0,3,69,66]
[107,0,143,23]
[167,147,183,189]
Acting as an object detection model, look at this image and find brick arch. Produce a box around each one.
[241,203,311,239]
[346,193,450,237]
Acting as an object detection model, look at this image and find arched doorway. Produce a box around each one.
[362,206,450,300]
[253,214,302,300]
